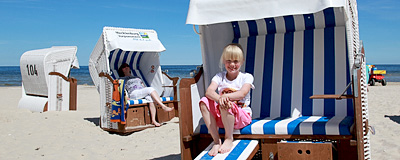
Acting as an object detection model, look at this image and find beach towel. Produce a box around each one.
[110,79,128,124]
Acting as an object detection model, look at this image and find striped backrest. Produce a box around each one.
[232,7,353,118]
[108,49,150,87]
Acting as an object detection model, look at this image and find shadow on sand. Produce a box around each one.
[384,115,400,124]
[84,117,100,126]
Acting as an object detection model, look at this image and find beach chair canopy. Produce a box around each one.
[89,27,169,96]
[20,46,79,97]
[187,0,346,25]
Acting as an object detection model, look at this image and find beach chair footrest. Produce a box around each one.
[195,139,259,160]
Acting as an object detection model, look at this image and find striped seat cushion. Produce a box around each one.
[128,96,173,105]
[195,140,259,160]
[200,116,353,135]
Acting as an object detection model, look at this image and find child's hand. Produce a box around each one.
[218,94,232,110]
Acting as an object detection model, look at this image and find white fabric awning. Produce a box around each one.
[104,27,166,52]
[186,0,345,25]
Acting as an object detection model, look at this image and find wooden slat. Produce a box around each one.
[310,94,354,99]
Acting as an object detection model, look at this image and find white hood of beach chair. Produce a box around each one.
[186,0,345,25]
[89,27,168,96]
[103,27,165,53]
[20,46,78,97]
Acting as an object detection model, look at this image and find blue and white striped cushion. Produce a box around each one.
[200,116,353,135]
[128,96,173,105]
[195,140,259,160]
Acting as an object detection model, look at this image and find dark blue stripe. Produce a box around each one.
[281,16,295,117]
[284,16,295,32]
[265,18,276,34]
[200,124,209,134]
[245,36,256,75]
[108,50,116,65]
[113,49,123,72]
[247,20,258,36]
[129,51,138,77]
[324,8,336,28]
[225,140,251,159]
[324,27,336,116]
[263,117,286,134]
[244,20,257,75]
[113,49,124,78]
[302,29,314,116]
[260,19,276,118]
[288,116,309,135]
[122,51,130,65]
[339,116,354,135]
[137,52,150,87]
[232,21,241,38]
[108,50,116,79]
[302,14,315,116]
[312,116,329,135]
[304,14,315,30]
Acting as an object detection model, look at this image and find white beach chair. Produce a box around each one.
[179,0,371,159]
[89,27,178,133]
[19,46,79,112]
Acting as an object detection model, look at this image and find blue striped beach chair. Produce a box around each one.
[179,0,371,159]
[89,27,179,133]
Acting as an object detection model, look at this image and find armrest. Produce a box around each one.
[310,95,354,100]
[98,72,115,83]
[49,72,69,81]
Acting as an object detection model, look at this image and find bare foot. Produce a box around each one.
[219,139,233,154]
[162,106,173,112]
[208,143,221,156]
[152,121,161,127]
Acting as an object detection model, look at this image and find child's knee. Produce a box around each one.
[199,102,209,112]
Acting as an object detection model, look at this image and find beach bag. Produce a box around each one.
[110,79,128,124]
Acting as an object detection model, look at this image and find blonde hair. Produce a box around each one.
[219,43,244,70]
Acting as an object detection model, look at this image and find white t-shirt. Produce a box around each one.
[212,71,255,115]
[123,76,145,96]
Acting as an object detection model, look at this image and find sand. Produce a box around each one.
[0,83,399,159]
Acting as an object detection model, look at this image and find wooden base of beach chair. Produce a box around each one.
[155,102,176,123]
[277,141,332,160]
[194,140,259,160]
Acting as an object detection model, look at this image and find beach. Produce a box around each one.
[0,83,399,159]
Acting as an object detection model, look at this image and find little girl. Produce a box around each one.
[199,43,254,156]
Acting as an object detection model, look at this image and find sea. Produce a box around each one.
[1,64,400,86]
[0,65,200,86]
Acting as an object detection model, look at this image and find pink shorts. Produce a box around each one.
[199,97,252,129]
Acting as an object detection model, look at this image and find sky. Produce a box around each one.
[0,0,399,66]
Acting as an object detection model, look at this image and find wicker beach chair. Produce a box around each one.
[19,46,79,112]
[179,0,371,159]
[89,27,178,133]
